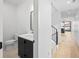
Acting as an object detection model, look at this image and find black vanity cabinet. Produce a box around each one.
[0,42,2,49]
[18,37,33,58]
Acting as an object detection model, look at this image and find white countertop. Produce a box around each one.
[18,34,34,42]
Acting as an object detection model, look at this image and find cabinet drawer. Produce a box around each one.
[24,39,33,46]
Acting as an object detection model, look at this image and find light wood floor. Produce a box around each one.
[3,32,79,58]
[53,32,79,58]
[3,47,19,58]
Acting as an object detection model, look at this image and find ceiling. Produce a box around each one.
[51,0,79,11]
[4,0,31,6]
[61,8,79,18]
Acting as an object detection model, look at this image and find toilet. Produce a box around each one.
[4,33,18,50]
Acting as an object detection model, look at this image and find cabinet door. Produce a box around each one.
[18,37,24,56]
[24,39,33,58]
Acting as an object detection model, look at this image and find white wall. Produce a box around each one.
[51,6,62,44]
[17,0,33,34]
[38,0,52,57]
[3,3,17,41]
[3,0,33,41]
[0,0,3,58]
[51,8,61,32]
[33,0,38,57]
[72,16,79,46]
[0,0,3,42]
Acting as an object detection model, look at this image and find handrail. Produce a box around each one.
[51,25,57,31]
[51,25,58,45]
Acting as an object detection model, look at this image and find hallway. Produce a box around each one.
[53,32,79,58]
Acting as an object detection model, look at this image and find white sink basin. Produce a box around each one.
[18,34,34,41]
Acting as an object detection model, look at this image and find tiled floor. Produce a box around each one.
[53,32,79,58]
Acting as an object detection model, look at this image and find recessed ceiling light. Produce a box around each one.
[67,1,71,4]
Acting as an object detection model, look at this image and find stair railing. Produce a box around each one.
[51,25,58,45]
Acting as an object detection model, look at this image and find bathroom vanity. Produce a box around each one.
[0,42,2,49]
[18,34,34,58]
